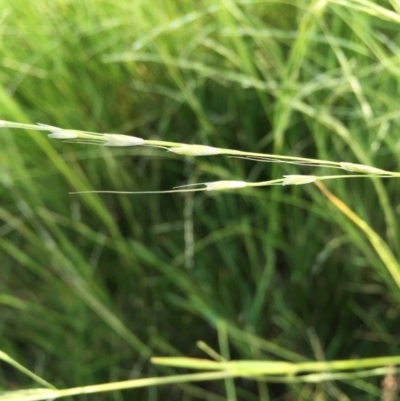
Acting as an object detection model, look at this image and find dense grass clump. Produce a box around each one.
[1,0,400,400]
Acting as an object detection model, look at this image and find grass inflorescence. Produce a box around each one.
[2,119,399,195]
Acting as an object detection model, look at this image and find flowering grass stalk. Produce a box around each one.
[2,349,400,401]
[1,120,398,195]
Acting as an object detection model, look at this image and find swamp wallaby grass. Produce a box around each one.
[1,0,400,400]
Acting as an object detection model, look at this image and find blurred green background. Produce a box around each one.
[1,0,400,399]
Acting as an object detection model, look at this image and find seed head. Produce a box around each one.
[169,145,221,156]
[205,180,247,191]
[48,131,78,139]
[339,162,388,175]
[282,175,317,186]
[103,134,145,147]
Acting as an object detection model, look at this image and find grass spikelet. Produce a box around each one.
[204,180,247,191]
[103,133,145,146]
[168,144,221,156]
[340,162,390,175]
[282,175,317,186]
[48,132,79,139]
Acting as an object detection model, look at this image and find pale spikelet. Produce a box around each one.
[339,162,388,174]
[205,180,247,191]
[48,131,78,139]
[37,122,61,129]
[168,144,221,156]
[282,175,317,186]
[103,134,145,147]
[0,120,5,127]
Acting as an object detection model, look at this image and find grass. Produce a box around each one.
[1,0,400,400]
